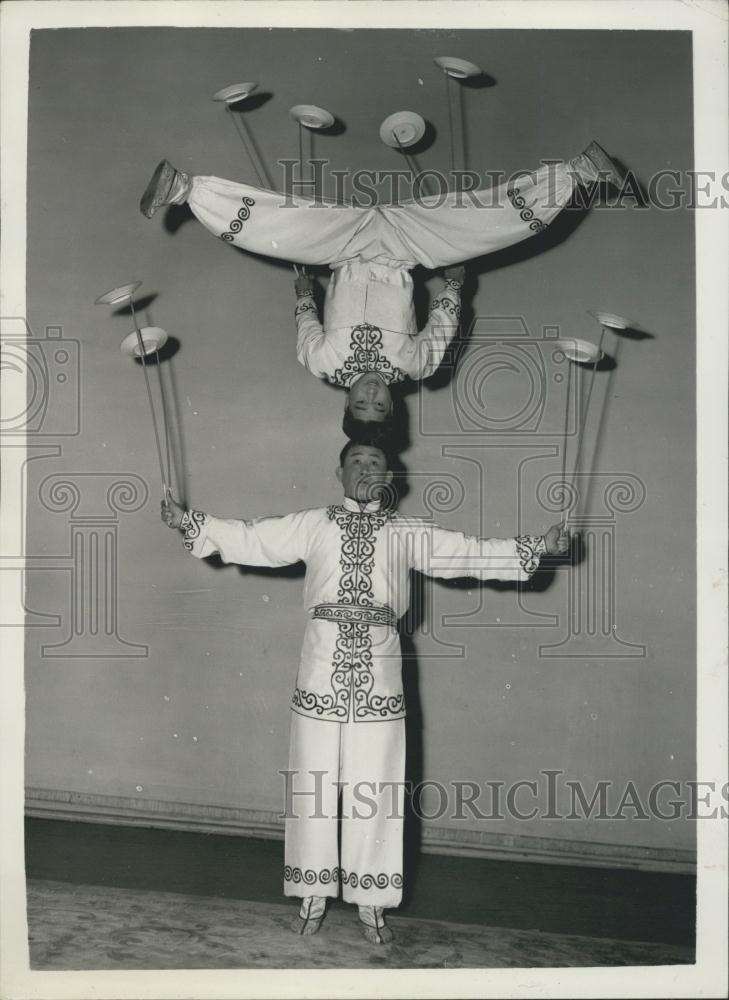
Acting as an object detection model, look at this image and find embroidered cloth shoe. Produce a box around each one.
[570,141,628,190]
[139,159,191,218]
[358,904,393,944]
[290,895,327,936]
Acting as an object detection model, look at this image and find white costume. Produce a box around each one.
[180,497,546,907]
[294,276,462,387]
[185,156,596,383]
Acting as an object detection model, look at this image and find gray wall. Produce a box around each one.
[25,28,695,857]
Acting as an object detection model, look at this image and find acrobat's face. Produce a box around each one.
[336,443,393,503]
[346,372,393,423]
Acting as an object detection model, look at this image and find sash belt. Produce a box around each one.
[311,603,397,628]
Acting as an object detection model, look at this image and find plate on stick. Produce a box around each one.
[588,310,637,331]
[120,326,168,359]
[95,282,142,306]
[212,82,258,103]
[379,111,426,148]
[433,56,482,79]
[554,338,603,365]
[290,104,334,129]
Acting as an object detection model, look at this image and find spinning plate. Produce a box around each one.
[212,82,258,104]
[290,104,334,129]
[95,282,142,306]
[379,111,426,148]
[588,310,636,331]
[120,326,168,358]
[554,338,603,365]
[434,55,482,79]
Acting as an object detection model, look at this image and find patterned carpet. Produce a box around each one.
[27,879,694,970]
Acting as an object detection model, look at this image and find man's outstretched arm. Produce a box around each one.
[162,495,309,567]
[406,518,569,583]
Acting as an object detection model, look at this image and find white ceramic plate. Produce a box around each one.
[554,338,603,364]
[120,327,168,358]
[434,55,482,79]
[289,104,335,129]
[95,282,141,306]
[587,310,636,330]
[379,111,426,149]
[212,82,258,104]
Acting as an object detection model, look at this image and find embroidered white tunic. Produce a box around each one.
[294,273,462,386]
[181,499,546,723]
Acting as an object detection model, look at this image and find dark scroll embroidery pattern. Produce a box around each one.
[284,865,340,886]
[181,509,208,553]
[340,869,404,890]
[506,185,547,233]
[297,505,403,721]
[429,290,461,321]
[284,866,403,892]
[332,324,407,388]
[515,533,547,576]
[221,195,256,242]
[294,298,318,319]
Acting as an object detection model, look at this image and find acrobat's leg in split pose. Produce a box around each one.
[140,142,623,269]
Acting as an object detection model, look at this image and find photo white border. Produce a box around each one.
[1,2,726,998]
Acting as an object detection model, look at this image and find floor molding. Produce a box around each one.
[25,786,695,875]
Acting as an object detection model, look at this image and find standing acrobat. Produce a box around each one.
[161,440,570,943]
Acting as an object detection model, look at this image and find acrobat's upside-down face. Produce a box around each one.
[346,371,393,423]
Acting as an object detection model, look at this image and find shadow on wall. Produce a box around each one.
[397,531,572,899]
[411,195,595,395]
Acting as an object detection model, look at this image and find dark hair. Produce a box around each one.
[338,438,393,470]
[342,409,395,449]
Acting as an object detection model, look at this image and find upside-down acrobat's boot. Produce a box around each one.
[569,140,628,190]
[139,159,192,218]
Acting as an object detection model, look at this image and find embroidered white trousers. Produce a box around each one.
[187,161,580,270]
[283,711,406,908]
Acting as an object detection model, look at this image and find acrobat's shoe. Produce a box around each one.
[290,895,326,936]
[139,159,191,218]
[358,905,394,945]
[579,141,628,189]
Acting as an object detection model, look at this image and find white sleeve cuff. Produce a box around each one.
[181,509,208,552]
[515,534,546,576]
